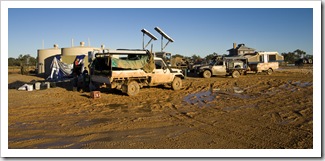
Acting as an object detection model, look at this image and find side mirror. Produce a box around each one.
[162,66,167,70]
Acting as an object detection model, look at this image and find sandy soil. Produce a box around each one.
[8,66,313,149]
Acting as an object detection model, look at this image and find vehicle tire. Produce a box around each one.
[232,70,240,78]
[203,70,212,78]
[267,68,273,75]
[302,59,307,64]
[171,77,182,90]
[127,81,140,96]
[308,59,313,64]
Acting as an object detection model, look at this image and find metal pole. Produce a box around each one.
[161,35,163,52]
[142,33,145,49]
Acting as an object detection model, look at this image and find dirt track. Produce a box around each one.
[8,66,313,149]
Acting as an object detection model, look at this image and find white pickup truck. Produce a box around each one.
[89,49,184,96]
[196,56,249,78]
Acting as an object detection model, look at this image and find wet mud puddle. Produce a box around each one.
[183,90,216,107]
[183,87,250,108]
[278,81,313,92]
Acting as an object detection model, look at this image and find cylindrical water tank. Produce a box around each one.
[61,42,100,74]
[61,42,99,56]
[37,44,61,76]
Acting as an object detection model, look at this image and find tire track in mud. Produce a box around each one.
[73,78,312,148]
[8,70,314,149]
[162,101,273,148]
[62,89,312,148]
[166,105,275,148]
[164,77,313,148]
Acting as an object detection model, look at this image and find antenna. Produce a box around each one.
[71,38,74,47]
[42,40,44,49]
[88,38,90,46]
[141,28,157,49]
[154,27,174,52]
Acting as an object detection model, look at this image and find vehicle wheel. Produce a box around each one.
[171,77,182,90]
[308,59,313,64]
[232,70,240,78]
[127,81,140,96]
[203,70,212,78]
[267,68,273,75]
[302,59,307,64]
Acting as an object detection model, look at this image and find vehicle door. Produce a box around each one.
[212,61,226,75]
[151,59,173,84]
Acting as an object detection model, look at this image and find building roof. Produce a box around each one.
[227,44,255,51]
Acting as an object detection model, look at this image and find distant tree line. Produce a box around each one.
[172,52,227,64]
[9,49,310,67]
[172,49,313,66]
[281,49,312,64]
[8,54,37,66]
[176,49,312,65]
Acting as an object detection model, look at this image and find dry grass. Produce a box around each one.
[8,66,36,74]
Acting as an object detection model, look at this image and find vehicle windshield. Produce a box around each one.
[209,60,216,65]
[210,60,224,65]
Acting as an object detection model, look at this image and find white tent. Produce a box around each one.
[47,56,74,80]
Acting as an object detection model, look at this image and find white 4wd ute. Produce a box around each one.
[89,49,184,96]
[196,56,248,78]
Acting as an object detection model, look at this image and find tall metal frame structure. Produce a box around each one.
[141,28,157,49]
[154,27,174,52]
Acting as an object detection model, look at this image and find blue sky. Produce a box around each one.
[8,7,313,58]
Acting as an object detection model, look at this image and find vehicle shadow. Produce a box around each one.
[185,72,199,78]
[8,80,33,89]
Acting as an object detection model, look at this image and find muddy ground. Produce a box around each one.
[7,66,313,150]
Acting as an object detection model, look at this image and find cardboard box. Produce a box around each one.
[90,91,101,99]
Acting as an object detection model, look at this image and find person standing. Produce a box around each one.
[82,67,89,92]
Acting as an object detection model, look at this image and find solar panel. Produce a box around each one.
[154,27,174,42]
[141,28,158,40]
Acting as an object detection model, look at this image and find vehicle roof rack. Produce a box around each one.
[95,49,149,57]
